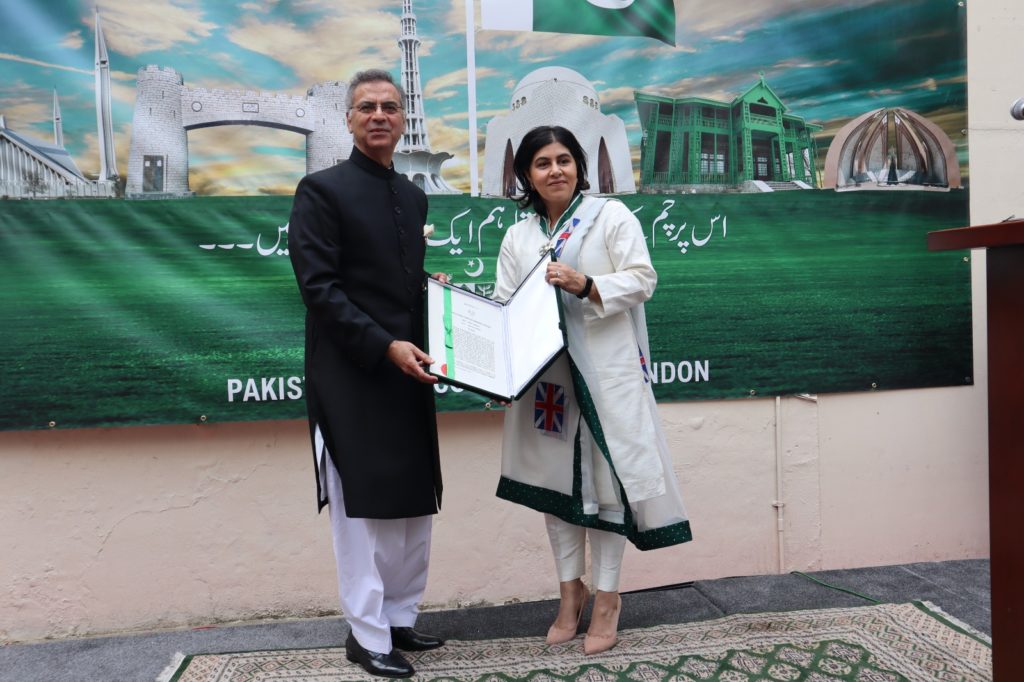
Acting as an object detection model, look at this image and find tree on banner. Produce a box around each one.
[481,0,676,46]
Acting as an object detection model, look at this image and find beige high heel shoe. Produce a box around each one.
[583,592,621,654]
[545,580,588,645]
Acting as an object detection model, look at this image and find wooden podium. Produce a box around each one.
[928,219,1024,679]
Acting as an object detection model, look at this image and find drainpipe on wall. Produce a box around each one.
[775,393,819,573]
[773,396,786,574]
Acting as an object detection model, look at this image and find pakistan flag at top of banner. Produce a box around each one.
[482,0,676,46]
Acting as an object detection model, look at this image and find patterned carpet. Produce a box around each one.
[160,601,991,681]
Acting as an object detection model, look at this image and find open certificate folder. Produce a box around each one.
[424,254,566,401]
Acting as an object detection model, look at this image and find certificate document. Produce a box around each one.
[424,254,566,401]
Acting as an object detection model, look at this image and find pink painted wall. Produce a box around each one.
[0,383,987,642]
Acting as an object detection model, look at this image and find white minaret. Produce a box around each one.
[94,7,118,181]
[397,0,429,152]
[391,0,459,193]
[53,89,64,148]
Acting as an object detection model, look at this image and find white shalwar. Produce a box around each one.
[494,196,692,552]
[317,426,431,654]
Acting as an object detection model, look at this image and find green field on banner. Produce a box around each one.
[0,189,970,430]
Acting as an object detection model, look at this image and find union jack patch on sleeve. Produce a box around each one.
[534,382,567,439]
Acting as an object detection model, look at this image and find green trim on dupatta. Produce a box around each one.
[496,357,692,551]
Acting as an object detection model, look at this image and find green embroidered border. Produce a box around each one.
[496,477,691,551]
[497,357,692,551]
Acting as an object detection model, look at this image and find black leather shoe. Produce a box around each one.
[390,626,445,651]
[345,633,414,678]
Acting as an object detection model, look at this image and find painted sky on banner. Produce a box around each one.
[0,0,965,196]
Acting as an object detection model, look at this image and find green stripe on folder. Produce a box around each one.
[443,287,455,378]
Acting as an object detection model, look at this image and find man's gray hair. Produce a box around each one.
[346,69,406,109]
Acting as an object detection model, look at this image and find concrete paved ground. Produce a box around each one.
[0,559,990,682]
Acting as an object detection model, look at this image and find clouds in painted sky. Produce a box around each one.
[0,0,964,195]
[0,51,95,77]
[225,8,401,85]
[91,0,217,57]
[58,30,84,50]
[0,82,53,137]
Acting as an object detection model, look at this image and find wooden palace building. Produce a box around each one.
[635,75,821,193]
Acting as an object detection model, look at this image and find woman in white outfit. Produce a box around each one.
[493,126,692,654]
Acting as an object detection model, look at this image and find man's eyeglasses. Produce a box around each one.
[353,101,403,116]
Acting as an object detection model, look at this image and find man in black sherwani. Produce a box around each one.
[288,68,446,679]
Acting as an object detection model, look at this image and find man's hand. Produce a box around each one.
[431,272,450,284]
[386,340,438,384]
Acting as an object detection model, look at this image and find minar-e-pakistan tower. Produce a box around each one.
[393,0,458,193]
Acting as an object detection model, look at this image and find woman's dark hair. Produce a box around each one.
[509,125,590,216]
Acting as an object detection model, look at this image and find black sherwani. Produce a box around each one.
[288,147,442,519]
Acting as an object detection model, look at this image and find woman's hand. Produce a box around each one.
[546,262,588,297]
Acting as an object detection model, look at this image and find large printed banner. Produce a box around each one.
[0,1,970,430]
